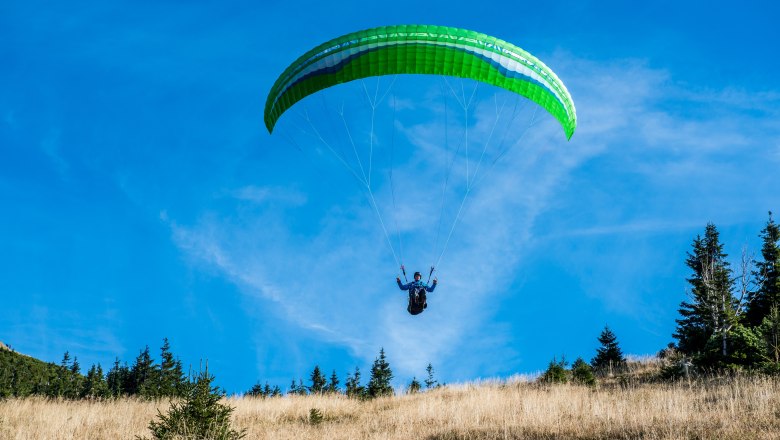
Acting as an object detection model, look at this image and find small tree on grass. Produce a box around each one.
[424,363,438,389]
[309,365,326,395]
[366,348,394,398]
[591,326,627,376]
[407,377,421,394]
[571,357,596,386]
[139,368,245,440]
[540,357,568,384]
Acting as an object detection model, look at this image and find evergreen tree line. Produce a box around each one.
[670,213,780,374]
[0,338,192,399]
[247,348,440,399]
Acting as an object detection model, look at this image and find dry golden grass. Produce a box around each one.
[2,375,780,439]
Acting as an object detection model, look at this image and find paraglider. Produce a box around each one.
[264,25,576,315]
[396,267,438,315]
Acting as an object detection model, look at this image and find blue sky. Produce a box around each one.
[2,0,779,393]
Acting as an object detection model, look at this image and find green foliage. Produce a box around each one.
[325,370,340,394]
[425,363,438,389]
[674,223,738,365]
[106,358,131,397]
[345,367,365,399]
[591,326,627,375]
[140,369,245,440]
[759,306,780,370]
[246,382,281,398]
[407,377,421,394]
[541,357,568,384]
[366,348,394,398]
[130,346,158,398]
[0,338,192,400]
[157,338,186,398]
[571,357,596,386]
[308,408,324,425]
[0,348,65,398]
[309,365,326,394]
[702,323,765,369]
[746,212,780,327]
[81,364,110,399]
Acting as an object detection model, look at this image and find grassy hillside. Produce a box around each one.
[2,372,779,439]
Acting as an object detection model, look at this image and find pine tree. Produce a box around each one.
[673,223,739,364]
[288,379,298,396]
[407,377,421,394]
[130,346,157,398]
[309,365,326,394]
[106,358,131,397]
[746,212,780,327]
[158,338,185,397]
[141,369,245,440]
[759,306,780,372]
[81,364,109,399]
[424,363,438,389]
[366,348,394,398]
[591,326,626,375]
[571,357,596,386]
[247,382,278,398]
[540,357,568,384]
[66,356,84,399]
[345,367,364,399]
[326,369,340,394]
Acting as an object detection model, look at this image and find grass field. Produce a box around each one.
[2,371,779,440]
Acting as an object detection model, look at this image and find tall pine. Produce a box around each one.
[129,346,157,397]
[308,365,326,394]
[325,370,340,394]
[345,367,364,399]
[673,223,737,363]
[746,212,780,327]
[366,348,393,398]
[157,338,185,397]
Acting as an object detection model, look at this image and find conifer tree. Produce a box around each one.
[141,369,245,440]
[326,369,340,394]
[130,346,157,397]
[746,212,780,327]
[571,357,596,386]
[158,338,185,397]
[288,379,298,396]
[759,306,780,371]
[106,358,130,397]
[674,223,739,363]
[540,357,568,384]
[247,382,278,398]
[424,363,438,389]
[366,348,394,398]
[52,351,71,397]
[407,377,421,394]
[345,367,364,399]
[591,326,626,375]
[66,356,84,399]
[81,364,109,399]
[309,365,326,394]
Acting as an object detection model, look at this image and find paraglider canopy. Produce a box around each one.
[264,24,577,140]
